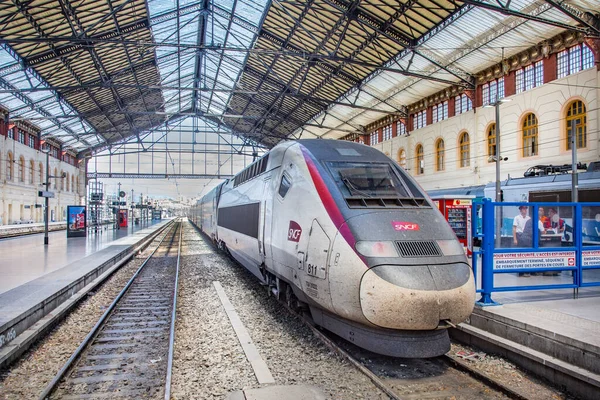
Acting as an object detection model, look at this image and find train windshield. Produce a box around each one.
[328,162,421,198]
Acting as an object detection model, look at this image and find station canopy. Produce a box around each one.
[0,0,598,157]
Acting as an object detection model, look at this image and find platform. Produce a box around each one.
[0,221,66,239]
[0,219,173,369]
[0,220,157,295]
[451,272,600,400]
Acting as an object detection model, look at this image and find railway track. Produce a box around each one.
[283,303,520,400]
[39,219,183,400]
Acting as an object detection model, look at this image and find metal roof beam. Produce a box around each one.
[319,0,416,47]
[191,0,210,113]
[8,1,123,142]
[543,0,600,36]
[0,75,89,145]
[103,0,155,146]
[229,0,317,136]
[459,0,592,34]
[57,0,138,136]
[259,0,422,138]
[20,19,150,67]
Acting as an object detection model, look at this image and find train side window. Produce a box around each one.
[278,174,291,198]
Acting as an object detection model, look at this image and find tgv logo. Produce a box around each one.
[288,221,302,242]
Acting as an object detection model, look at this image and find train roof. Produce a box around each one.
[295,139,389,162]
[484,170,600,189]
[427,185,485,198]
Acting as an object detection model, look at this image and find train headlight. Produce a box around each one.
[355,241,399,257]
[436,239,465,256]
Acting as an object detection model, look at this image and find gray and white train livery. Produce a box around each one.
[190,139,475,358]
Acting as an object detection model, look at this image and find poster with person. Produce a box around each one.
[67,205,86,238]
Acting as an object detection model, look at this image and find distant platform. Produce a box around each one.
[0,221,156,295]
[0,221,66,239]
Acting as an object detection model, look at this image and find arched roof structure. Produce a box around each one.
[0,0,597,177]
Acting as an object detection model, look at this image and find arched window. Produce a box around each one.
[66,173,70,191]
[459,132,470,167]
[29,160,35,184]
[76,176,79,193]
[72,176,75,193]
[60,170,65,190]
[7,152,13,180]
[397,149,406,169]
[522,113,538,157]
[487,123,496,162]
[566,100,586,150]
[415,144,424,175]
[54,167,58,190]
[39,162,43,184]
[435,139,445,172]
[19,156,25,182]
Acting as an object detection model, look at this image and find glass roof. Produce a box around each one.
[147,0,269,116]
[0,45,101,151]
[0,0,595,155]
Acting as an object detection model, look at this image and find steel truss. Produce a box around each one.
[0,0,595,164]
[459,1,600,37]
[86,116,265,180]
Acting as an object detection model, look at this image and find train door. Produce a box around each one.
[259,176,272,264]
[302,219,333,308]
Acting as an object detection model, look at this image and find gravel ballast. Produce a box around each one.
[170,222,386,399]
[0,220,575,399]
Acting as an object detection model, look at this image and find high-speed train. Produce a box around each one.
[190,139,475,358]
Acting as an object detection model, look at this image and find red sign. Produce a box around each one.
[392,221,420,231]
[288,221,302,242]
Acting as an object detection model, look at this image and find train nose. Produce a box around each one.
[359,264,475,330]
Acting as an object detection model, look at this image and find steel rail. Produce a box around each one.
[283,300,525,400]
[164,218,183,400]
[281,305,403,400]
[191,224,525,398]
[38,219,180,400]
[442,354,528,400]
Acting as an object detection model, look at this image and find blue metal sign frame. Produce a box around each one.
[472,199,600,305]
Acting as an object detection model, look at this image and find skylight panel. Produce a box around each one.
[147,0,267,127]
[238,0,268,21]
[147,0,177,15]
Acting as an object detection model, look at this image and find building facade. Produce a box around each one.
[0,109,85,225]
[360,34,599,194]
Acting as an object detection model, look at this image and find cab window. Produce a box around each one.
[327,161,423,198]
[278,174,291,198]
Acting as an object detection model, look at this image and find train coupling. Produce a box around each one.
[437,319,456,329]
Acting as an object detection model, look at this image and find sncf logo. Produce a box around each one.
[392,221,420,231]
[288,221,302,242]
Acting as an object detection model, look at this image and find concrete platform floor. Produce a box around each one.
[0,221,158,295]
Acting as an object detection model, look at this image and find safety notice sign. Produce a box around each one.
[582,250,600,267]
[493,251,576,270]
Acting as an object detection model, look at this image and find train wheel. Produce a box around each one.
[285,284,299,311]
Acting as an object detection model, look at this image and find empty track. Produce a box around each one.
[39,219,183,400]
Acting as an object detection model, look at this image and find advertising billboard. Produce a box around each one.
[67,205,87,238]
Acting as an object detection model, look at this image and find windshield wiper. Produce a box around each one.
[340,173,372,198]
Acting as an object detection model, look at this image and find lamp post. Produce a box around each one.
[494,101,502,248]
[571,121,579,202]
[41,145,50,245]
[131,189,134,230]
[485,98,511,247]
